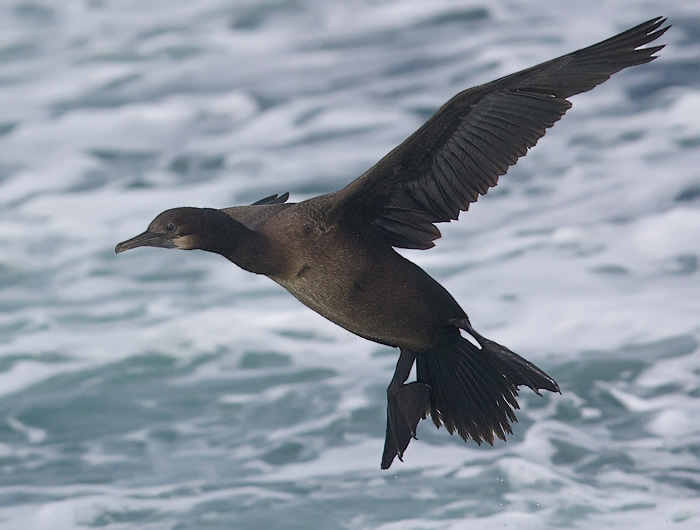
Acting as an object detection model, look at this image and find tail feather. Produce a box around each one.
[416,335,558,445]
[479,334,560,395]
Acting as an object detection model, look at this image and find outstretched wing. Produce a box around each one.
[250,192,290,206]
[328,17,668,249]
[221,192,292,229]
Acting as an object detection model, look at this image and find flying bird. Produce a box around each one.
[116,18,668,469]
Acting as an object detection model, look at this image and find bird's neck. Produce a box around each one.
[199,211,282,276]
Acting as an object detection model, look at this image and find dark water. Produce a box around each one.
[1,1,699,528]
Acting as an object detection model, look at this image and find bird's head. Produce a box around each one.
[115,207,231,254]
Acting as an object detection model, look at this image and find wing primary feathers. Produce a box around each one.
[250,192,290,206]
[328,17,669,250]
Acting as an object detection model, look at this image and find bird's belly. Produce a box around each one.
[272,259,446,352]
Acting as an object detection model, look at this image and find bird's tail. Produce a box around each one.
[416,330,560,445]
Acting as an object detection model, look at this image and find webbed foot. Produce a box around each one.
[381,352,431,469]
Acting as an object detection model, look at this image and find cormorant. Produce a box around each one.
[116,18,668,469]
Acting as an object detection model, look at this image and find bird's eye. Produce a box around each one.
[165,223,176,233]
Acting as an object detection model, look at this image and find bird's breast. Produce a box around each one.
[269,230,452,351]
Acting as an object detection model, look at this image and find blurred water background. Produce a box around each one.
[1,0,699,528]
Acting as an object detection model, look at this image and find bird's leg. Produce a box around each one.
[380,348,431,469]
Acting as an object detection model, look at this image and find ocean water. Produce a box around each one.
[1,0,699,528]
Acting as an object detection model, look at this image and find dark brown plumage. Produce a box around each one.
[116,18,668,469]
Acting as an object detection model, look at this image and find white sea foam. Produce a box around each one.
[1,0,699,528]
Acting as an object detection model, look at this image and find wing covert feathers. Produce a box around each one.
[330,17,668,249]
